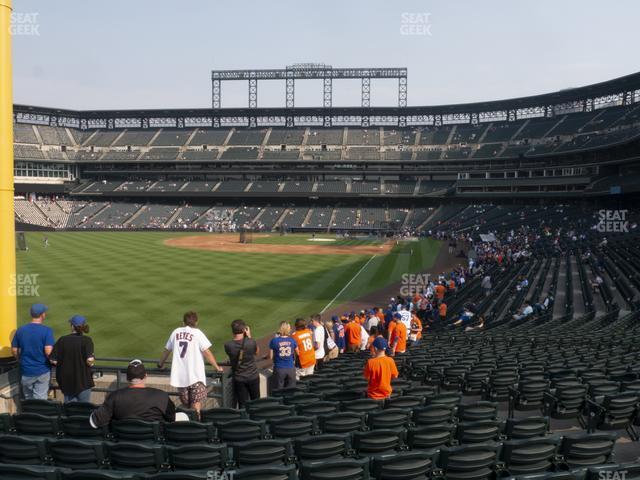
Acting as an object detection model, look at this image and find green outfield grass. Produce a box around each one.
[15,232,441,359]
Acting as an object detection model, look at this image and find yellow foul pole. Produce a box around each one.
[0,0,16,360]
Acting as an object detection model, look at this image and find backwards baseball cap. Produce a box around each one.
[69,315,86,326]
[30,303,48,318]
[126,359,147,382]
[372,337,388,351]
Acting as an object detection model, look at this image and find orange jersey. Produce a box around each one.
[390,321,407,353]
[410,316,423,340]
[356,315,365,325]
[439,303,448,317]
[344,321,362,347]
[363,355,399,399]
[435,284,446,300]
[387,321,396,341]
[291,329,316,368]
[448,280,456,290]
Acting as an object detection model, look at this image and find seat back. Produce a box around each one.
[456,402,498,422]
[500,437,560,476]
[268,415,316,438]
[294,434,350,461]
[300,457,370,480]
[201,407,247,425]
[248,405,296,422]
[340,398,382,414]
[233,464,298,480]
[318,412,365,434]
[63,402,97,417]
[232,439,293,467]
[13,413,61,437]
[351,429,402,455]
[61,415,107,439]
[455,420,501,444]
[167,443,227,471]
[437,444,498,480]
[20,399,63,416]
[367,408,411,430]
[371,451,434,479]
[297,402,338,417]
[110,418,161,443]
[411,404,454,426]
[406,424,454,450]
[503,416,550,439]
[384,395,425,410]
[48,438,108,470]
[217,419,266,443]
[558,432,618,468]
[0,464,59,480]
[105,441,166,473]
[163,420,216,445]
[0,434,47,465]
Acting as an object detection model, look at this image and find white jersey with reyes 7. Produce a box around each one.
[165,326,212,388]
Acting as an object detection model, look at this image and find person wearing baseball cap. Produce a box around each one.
[363,337,399,400]
[90,359,175,428]
[11,304,55,400]
[50,315,95,403]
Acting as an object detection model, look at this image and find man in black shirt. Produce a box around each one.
[50,315,95,403]
[90,360,175,428]
[224,319,260,408]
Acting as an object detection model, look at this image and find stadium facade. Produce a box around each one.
[11,71,640,232]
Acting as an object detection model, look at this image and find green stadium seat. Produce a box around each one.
[20,400,63,417]
[166,443,227,471]
[0,434,48,465]
[0,463,60,480]
[162,420,216,445]
[13,413,61,437]
[105,441,166,473]
[293,434,350,461]
[47,438,108,469]
[231,438,293,467]
[110,418,162,443]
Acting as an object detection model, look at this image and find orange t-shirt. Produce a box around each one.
[344,321,361,347]
[435,284,446,300]
[376,311,384,323]
[387,321,396,341]
[390,321,407,354]
[356,315,365,325]
[439,303,448,317]
[410,316,423,340]
[363,355,399,399]
[448,279,456,290]
[291,329,316,368]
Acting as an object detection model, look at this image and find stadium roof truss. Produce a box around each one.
[13,71,640,130]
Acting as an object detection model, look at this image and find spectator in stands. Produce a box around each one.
[310,314,326,369]
[363,337,399,400]
[321,318,339,362]
[49,315,95,403]
[224,319,260,409]
[591,275,604,293]
[481,275,492,297]
[90,359,175,427]
[157,311,223,418]
[291,318,316,379]
[409,312,423,345]
[11,304,55,400]
[389,313,407,356]
[331,315,346,354]
[438,301,448,328]
[533,293,554,314]
[452,308,475,329]
[513,302,534,321]
[344,315,362,353]
[269,322,297,390]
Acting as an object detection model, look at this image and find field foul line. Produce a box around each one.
[320,254,378,314]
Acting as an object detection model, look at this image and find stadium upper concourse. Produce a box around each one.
[11,71,640,233]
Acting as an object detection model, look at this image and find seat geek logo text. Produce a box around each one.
[596,209,629,233]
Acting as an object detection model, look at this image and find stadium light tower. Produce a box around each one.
[0,0,17,363]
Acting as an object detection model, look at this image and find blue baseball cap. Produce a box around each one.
[69,315,87,326]
[372,337,388,351]
[331,315,338,321]
[30,303,48,318]
[393,312,402,319]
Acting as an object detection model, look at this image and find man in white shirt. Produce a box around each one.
[157,311,222,418]
[365,310,379,331]
[311,315,326,368]
[399,305,412,337]
[512,302,534,321]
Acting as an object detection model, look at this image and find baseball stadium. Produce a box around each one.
[1,1,640,479]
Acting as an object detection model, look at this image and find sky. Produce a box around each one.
[10,0,640,110]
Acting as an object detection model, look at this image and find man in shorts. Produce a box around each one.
[157,311,223,419]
